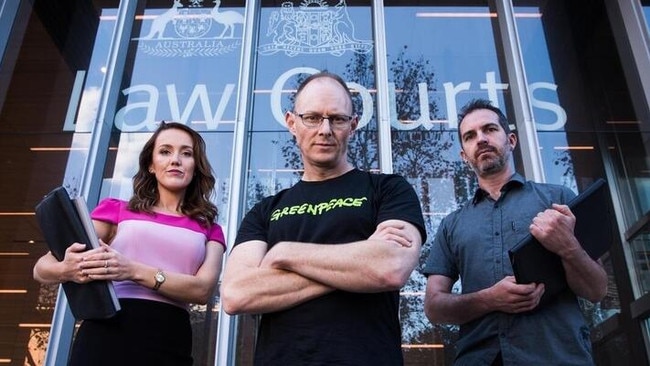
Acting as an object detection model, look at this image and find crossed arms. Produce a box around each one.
[221,219,423,315]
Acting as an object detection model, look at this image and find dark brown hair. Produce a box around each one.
[457,98,511,142]
[128,121,217,227]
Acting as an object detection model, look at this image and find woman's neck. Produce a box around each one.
[154,190,184,215]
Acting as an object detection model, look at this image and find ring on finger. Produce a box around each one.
[104,260,108,268]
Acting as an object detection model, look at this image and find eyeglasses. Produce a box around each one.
[294,112,354,130]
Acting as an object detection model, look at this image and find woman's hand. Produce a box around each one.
[79,242,133,281]
[34,243,106,284]
[60,243,93,283]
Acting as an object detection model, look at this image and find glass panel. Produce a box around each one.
[630,233,650,295]
[384,1,500,363]
[99,0,243,364]
[606,130,650,224]
[605,1,650,232]
[642,0,650,34]
[248,0,377,205]
[0,1,118,364]
[515,2,591,188]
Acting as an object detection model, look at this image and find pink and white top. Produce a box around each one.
[91,198,226,309]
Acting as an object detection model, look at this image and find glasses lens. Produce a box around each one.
[301,114,320,127]
[297,113,352,129]
[331,115,349,124]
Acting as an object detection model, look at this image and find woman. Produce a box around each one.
[33,122,226,365]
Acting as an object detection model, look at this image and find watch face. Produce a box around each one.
[155,272,165,282]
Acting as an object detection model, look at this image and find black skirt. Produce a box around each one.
[68,298,193,366]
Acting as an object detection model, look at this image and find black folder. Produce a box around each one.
[508,178,613,305]
[35,186,120,320]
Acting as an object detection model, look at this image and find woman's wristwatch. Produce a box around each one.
[153,269,166,291]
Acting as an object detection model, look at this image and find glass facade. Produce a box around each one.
[1,0,650,365]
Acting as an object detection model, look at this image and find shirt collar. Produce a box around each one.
[471,173,526,204]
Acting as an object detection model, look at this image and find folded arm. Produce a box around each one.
[263,219,422,293]
[220,240,334,315]
[221,219,422,315]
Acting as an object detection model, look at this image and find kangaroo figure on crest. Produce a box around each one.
[142,0,183,39]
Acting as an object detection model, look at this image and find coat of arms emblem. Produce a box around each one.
[259,0,373,57]
[135,0,244,57]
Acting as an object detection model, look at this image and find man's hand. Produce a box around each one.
[424,275,545,325]
[530,204,608,302]
[368,220,416,247]
[530,204,581,257]
[487,276,545,313]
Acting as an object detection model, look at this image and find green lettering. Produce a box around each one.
[317,202,329,214]
[352,197,367,207]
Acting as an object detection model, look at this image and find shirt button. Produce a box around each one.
[495,232,500,236]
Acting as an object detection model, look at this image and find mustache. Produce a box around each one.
[475,146,497,159]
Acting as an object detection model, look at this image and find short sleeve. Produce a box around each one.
[376,174,427,244]
[234,194,277,247]
[90,198,123,224]
[560,185,577,204]
[208,223,227,249]
[421,213,459,280]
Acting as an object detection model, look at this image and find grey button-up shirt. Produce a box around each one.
[423,174,595,366]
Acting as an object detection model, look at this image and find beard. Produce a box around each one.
[471,147,509,177]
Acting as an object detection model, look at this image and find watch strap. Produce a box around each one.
[153,269,165,291]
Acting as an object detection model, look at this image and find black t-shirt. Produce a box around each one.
[235,169,426,366]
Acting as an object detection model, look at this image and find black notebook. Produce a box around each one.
[508,178,613,305]
[35,186,120,320]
